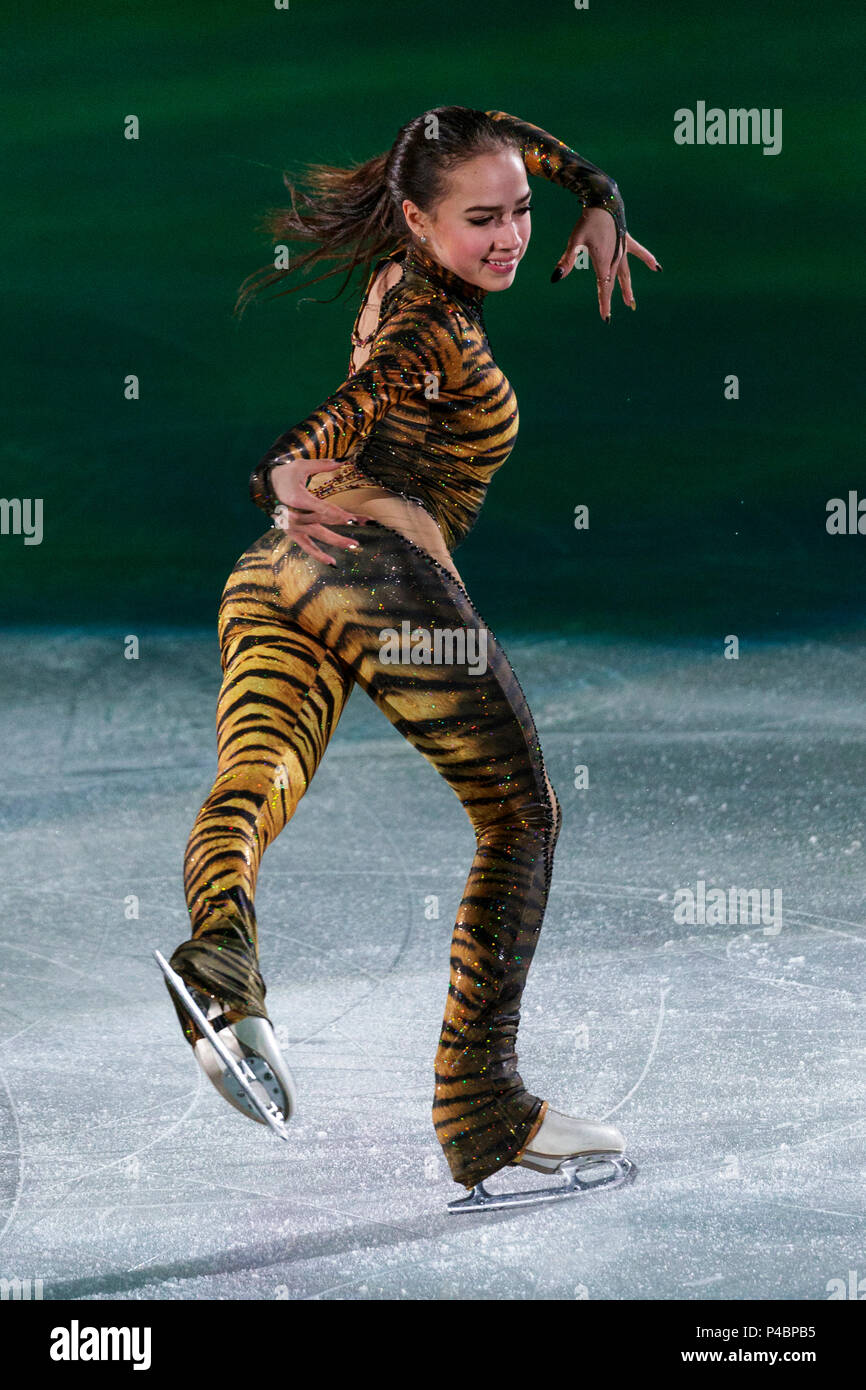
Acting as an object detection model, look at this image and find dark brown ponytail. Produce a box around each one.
[233,106,519,319]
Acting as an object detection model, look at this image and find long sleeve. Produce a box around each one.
[249,297,464,516]
[485,109,626,263]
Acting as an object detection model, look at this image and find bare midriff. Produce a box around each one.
[306,478,463,586]
[303,259,464,587]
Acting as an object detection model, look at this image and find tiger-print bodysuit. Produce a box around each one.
[169,111,623,1189]
[172,518,563,1189]
[248,109,626,550]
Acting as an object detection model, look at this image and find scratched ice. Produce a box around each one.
[0,628,863,1300]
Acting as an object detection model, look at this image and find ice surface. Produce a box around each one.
[0,628,863,1300]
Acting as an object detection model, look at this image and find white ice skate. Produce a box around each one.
[446,1107,636,1213]
[154,950,297,1141]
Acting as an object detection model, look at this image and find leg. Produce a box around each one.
[273,519,563,1190]
[170,529,355,1032]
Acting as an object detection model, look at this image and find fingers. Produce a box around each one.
[274,509,365,567]
[557,239,624,319]
[624,233,663,271]
[597,278,612,321]
[595,260,616,321]
[600,236,663,316]
[550,247,577,282]
[617,252,635,309]
[282,496,367,526]
[298,524,363,566]
[591,240,623,320]
[308,522,363,552]
[291,535,340,566]
[555,226,661,322]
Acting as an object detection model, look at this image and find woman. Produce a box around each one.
[160,106,660,1199]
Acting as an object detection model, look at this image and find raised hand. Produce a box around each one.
[551,207,662,321]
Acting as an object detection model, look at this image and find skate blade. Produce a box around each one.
[514,1144,624,1175]
[154,949,290,1142]
[446,1154,636,1214]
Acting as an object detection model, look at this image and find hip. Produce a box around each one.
[304,479,463,585]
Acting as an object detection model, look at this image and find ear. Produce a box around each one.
[401,198,426,239]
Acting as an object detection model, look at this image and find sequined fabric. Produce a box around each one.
[174,518,563,1188]
[250,239,515,553]
[173,110,624,1186]
[249,109,625,551]
[486,109,627,264]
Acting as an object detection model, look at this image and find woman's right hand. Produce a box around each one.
[269,458,368,567]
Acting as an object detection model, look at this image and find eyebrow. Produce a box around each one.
[463,193,532,212]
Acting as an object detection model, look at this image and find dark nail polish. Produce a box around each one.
[550,266,564,282]
[605,314,612,324]
[656,263,664,272]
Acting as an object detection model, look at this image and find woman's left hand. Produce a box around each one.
[552,207,662,321]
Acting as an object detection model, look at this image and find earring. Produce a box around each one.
[421,235,427,242]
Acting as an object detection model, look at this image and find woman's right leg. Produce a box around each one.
[169,527,355,1037]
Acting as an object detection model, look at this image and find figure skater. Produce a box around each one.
[157,106,661,1208]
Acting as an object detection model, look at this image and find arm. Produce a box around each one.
[249,296,463,516]
[485,109,627,265]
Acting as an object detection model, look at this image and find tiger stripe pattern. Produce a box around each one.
[171,517,562,1190]
[249,109,626,548]
[250,238,521,555]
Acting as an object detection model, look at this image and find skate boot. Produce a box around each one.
[447,1105,636,1213]
[514,1107,626,1174]
[154,949,297,1141]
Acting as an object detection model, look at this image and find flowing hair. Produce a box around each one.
[232,106,520,319]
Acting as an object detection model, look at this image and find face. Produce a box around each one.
[402,147,531,291]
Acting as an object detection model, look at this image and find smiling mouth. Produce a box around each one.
[484,257,518,269]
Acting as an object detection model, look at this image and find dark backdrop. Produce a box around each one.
[3,0,862,637]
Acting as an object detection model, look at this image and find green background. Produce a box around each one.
[3,0,862,637]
